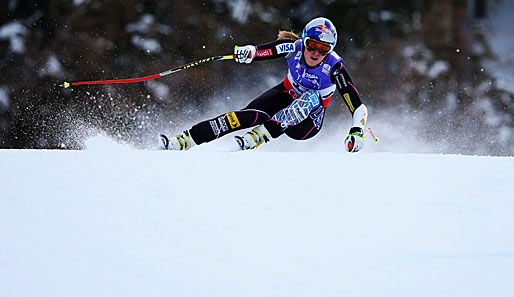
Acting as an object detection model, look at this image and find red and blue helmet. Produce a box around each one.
[302,17,338,52]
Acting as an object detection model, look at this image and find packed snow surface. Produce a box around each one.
[1,136,514,297]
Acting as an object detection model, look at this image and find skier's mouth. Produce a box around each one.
[308,56,320,64]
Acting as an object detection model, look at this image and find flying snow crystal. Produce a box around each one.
[0,21,28,54]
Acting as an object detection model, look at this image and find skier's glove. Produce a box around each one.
[234,45,256,64]
[344,127,365,153]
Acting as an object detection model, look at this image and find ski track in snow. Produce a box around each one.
[1,135,514,297]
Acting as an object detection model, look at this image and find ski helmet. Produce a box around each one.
[302,17,338,52]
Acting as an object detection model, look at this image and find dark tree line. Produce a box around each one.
[1,0,512,154]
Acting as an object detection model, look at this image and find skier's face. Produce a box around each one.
[303,38,331,67]
[304,47,325,67]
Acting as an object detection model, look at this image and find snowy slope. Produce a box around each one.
[1,137,514,297]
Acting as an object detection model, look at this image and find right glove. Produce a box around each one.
[234,45,256,64]
[344,127,365,153]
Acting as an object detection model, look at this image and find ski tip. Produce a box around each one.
[60,82,71,88]
[160,134,170,150]
[234,136,245,151]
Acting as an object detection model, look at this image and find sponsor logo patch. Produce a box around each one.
[337,72,347,88]
[218,116,229,132]
[210,120,220,136]
[344,93,355,112]
[256,49,272,57]
[276,43,295,54]
[322,63,331,76]
[304,72,319,80]
[226,112,241,129]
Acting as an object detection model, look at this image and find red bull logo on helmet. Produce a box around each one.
[315,24,331,35]
[314,24,331,40]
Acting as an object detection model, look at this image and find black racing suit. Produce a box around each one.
[188,39,364,145]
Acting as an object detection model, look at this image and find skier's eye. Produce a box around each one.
[305,39,331,55]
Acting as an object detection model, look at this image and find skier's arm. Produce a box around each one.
[234,39,296,63]
[332,62,367,127]
[331,62,368,153]
[254,39,297,61]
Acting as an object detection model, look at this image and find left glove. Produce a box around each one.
[344,127,365,153]
[234,45,256,64]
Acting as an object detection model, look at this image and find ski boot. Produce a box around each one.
[235,125,271,150]
[160,130,196,151]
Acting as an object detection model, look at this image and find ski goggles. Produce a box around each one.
[304,38,332,56]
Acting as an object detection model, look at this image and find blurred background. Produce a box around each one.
[1,0,513,155]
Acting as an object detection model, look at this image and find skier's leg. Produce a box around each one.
[235,109,324,150]
[236,90,324,150]
[284,105,325,140]
[184,109,265,145]
[187,83,292,145]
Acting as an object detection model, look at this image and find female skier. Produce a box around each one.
[161,17,368,152]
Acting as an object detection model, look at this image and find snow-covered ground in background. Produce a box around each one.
[1,135,514,297]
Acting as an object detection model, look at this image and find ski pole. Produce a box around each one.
[60,54,234,88]
[365,127,380,143]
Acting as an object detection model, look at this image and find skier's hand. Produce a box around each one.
[234,45,256,64]
[344,127,365,153]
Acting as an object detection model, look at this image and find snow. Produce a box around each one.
[146,81,170,101]
[1,135,514,297]
[226,0,253,23]
[8,0,17,12]
[428,60,449,79]
[126,14,157,34]
[487,1,514,94]
[0,85,9,111]
[39,55,63,78]
[488,1,514,59]
[125,14,170,54]
[130,35,162,54]
[125,14,171,35]
[73,0,91,6]
[0,21,28,54]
